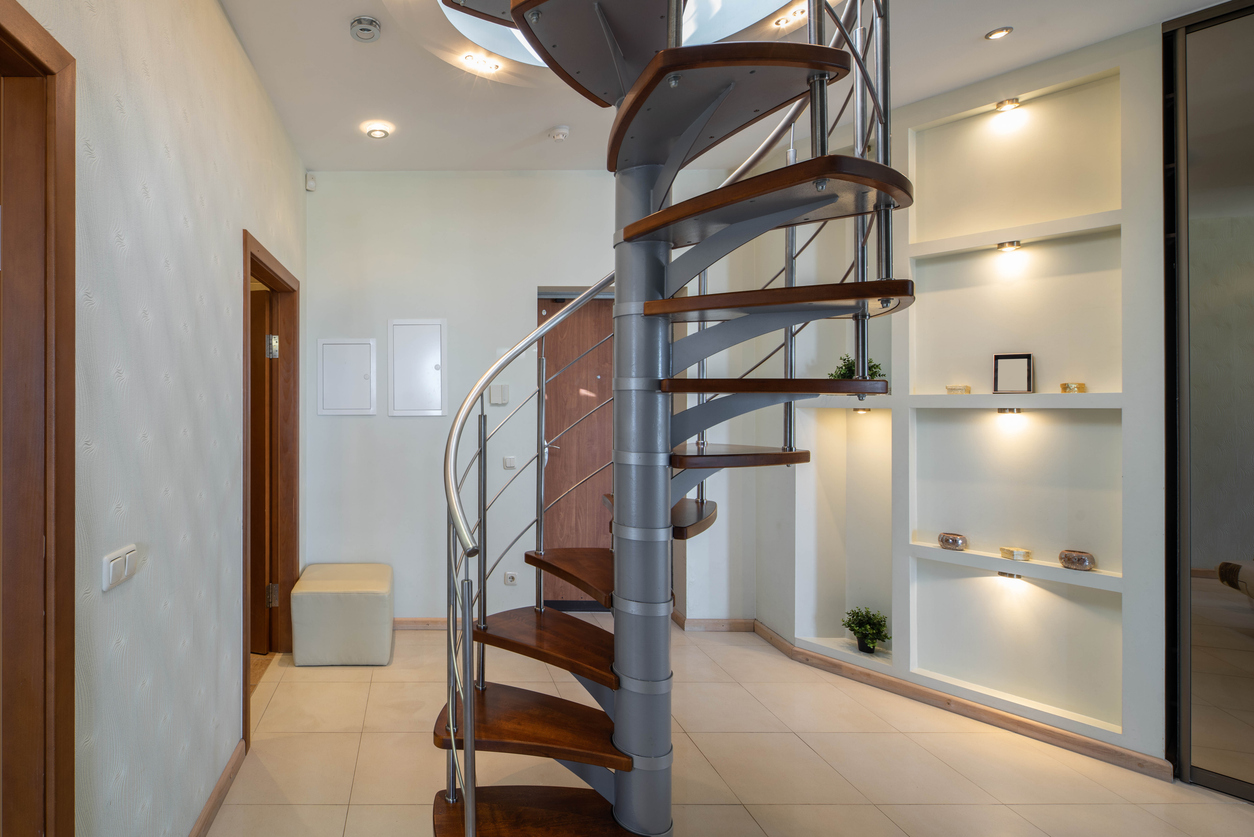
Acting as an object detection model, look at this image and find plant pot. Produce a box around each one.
[856,637,875,654]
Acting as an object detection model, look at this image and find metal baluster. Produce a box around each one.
[461,577,477,836]
[535,344,547,611]
[784,133,798,452]
[808,0,829,159]
[851,0,871,390]
[476,403,487,690]
[696,270,708,502]
[875,0,893,288]
[446,512,458,804]
[667,0,683,49]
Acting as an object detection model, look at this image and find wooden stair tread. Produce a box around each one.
[434,682,630,770]
[433,785,634,836]
[442,0,516,28]
[661,378,889,395]
[622,155,913,248]
[603,494,718,540]
[512,0,667,108]
[608,42,851,172]
[644,280,914,322]
[475,606,617,689]
[525,548,613,607]
[671,443,811,469]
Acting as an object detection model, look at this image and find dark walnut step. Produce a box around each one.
[525,548,613,607]
[603,494,718,540]
[434,682,630,770]
[671,443,811,469]
[512,0,667,108]
[475,606,617,689]
[622,155,913,248]
[434,785,635,836]
[644,280,915,322]
[442,0,515,28]
[608,42,852,172]
[661,378,889,396]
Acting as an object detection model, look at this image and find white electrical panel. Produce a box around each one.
[389,319,447,416]
[318,338,377,415]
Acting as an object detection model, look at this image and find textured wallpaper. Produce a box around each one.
[19,1,306,834]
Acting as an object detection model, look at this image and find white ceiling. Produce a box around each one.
[220,0,1212,172]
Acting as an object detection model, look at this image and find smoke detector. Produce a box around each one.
[350,16,382,43]
[549,125,571,142]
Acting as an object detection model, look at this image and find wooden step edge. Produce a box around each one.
[474,607,618,689]
[660,378,890,395]
[433,682,631,771]
[433,785,635,836]
[603,494,719,540]
[641,279,914,318]
[524,549,614,608]
[670,445,811,469]
[511,0,614,109]
[441,0,517,29]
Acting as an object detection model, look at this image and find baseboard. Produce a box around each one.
[394,618,445,630]
[672,609,686,629]
[188,739,245,837]
[680,617,755,632]
[752,620,1174,783]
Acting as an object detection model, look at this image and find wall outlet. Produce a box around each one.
[504,572,518,586]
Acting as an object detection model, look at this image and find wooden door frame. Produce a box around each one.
[0,2,74,834]
[241,231,299,747]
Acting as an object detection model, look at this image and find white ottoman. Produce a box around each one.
[291,563,393,666]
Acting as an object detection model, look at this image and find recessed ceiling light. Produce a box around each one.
[362,121,393,139]
[997,240,1022,252]
[775,5,806,26]
[463,53,501,72]
[985,27,1013,40]
[350,16,381,43]
[996,98,1021,112]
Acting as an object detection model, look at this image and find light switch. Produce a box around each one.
[109,558,125,586]
[124,549,138,578]
[489,384,509,406]
[503,456,516,470]
[101,543,140,592]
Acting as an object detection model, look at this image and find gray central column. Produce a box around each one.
[611,163,673,837]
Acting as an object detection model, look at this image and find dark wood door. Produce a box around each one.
[248,289,272,654]
[539,298,614,603]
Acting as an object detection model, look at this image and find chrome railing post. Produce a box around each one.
[446,512,458,805]
[460,577,477,836]
[696,271,708,502]
[875,0,893,286]
[667,0,682,49]
[851,0,871,388]
[535,348,547,611]
[783,140,798,452]
[808,0,829,159]
[475,403,487,690]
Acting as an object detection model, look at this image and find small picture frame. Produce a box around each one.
[993,353,1034,394]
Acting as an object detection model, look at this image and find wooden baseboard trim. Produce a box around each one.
[680,617,755,632]
[671,610,686,630]
[753,620,1173,783]
[188,739,245,837]
[395,618,446,630]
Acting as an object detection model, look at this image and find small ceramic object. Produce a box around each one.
[1000,546,1032,562]
[1060,382,1087,393]
[1059,550,1096,571]
[938,533,968,551]
[946,385,971,395]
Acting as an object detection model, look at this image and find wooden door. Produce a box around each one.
[248,289,272,654]
[539,298,614,604]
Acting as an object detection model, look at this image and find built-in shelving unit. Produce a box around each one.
[911,543,1123,593]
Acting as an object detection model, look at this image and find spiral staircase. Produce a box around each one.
[437,1,912,834]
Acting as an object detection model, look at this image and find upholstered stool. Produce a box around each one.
[291,563,393,666]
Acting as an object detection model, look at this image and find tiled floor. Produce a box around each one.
[1190,578,1254,785]
[214,614,1254,837]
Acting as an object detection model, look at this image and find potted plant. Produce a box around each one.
[828,354,885,381]
[842,606,890,654]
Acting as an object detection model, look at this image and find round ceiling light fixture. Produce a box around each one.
[996,97,1021,112]
[774,5,806,26]
[350,16,382,43]
[463,53,502,72]
[985,26,1013,40]
[362,121,393,139]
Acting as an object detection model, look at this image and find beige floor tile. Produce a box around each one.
[825,677,993,733]
[274,654,376,683]
[688,631,769,648]
[370,646,450,682]
[911,732,1123,804]
[1191,745,1254,781]
[671,622,695,646]
[689,732,868,805]
[473,748,588,788]
[1138,803,1254,837]
[1011,804,1190,837]
[393,629,448,646]
[674,733,739,804]
[351,732,450,804]
[749,804,908,837]
[364,682,449,733]
[207,805,347,837]
[592,612,616,632]
[477,645,555,682]
[701,644,827,683]
[225,732,360,804]
[259,655,285,684]
[546,662,579,683]
[1019,738,1237,804]
[250,682,277,735]
[802,732,997,804]
[672,646,735,682]
[673,805,765,837]
[672,683,788,733]
[344,804,434,837]
[742,682,895,733]
[257,682,370,733]
[879,805,1047,837]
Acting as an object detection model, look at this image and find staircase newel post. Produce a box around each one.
[612,162,674,836]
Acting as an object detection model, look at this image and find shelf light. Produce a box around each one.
[463,53,501,72]
[996,98,1020,112]
[361,121,393,139]
[997,240,1022,252]
[985,27,1014,40]
[997,571,1023,580]
[854,408,870,414]
[997,408,1022,414]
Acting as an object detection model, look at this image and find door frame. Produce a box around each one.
[242,231,300,747]
[0,2,75,833]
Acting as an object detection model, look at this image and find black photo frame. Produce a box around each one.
[993,353,1034,394]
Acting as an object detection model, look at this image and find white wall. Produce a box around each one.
[22,0,307,834]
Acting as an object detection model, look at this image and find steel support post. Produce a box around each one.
[875,0,893,285]
[851,2,870,385]
[476,409,488,689]
[612,163,673,837]
[783,146,798,451]
[461,577,477,835]
[696,270,708,502]
[535,351,547,610]
[446,514,458,804]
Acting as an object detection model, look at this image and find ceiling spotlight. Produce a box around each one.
[997,240,1022,252]
[985,27,1013,40]
[362,121,393,139]
[463,53,501,72]
[996,98,1021,112]
[854,408,870,414]
[997,571,1023,579]
[997,408,1022,415]
[350,16,381,43]
[775,5,806,26]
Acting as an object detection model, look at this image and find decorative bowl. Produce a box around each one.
[938,533,968,551]
[1059,550,1096,571]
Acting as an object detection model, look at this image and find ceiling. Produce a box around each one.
[220,0,1212,172]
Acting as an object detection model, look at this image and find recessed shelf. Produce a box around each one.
[907,393,1124,409]
[912,543,1123,593]
[908,209,1122,260]
[796,636,894,670]
[912,668,1122,734]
